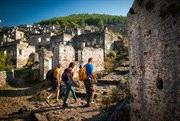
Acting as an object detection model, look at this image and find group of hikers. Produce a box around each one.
[46,58,96,108]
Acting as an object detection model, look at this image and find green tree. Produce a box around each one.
[38,14,127,30]
[0,52,13,71]
[0,52,7,71]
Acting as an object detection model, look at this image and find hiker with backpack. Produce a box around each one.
[80,58,97,107]
[62,62,78,108]
[46,63,62,103]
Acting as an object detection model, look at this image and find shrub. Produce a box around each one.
[108,51,117,59]
[101,96,112,107]
[0,52,13,71]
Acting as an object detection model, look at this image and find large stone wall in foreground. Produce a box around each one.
[127,0,180,121]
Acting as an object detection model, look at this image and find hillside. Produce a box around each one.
[38,14,127,29]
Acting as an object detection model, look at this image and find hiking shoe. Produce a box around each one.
[63,103,68,108]
[90,100,95,104]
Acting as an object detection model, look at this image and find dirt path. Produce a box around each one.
[0,68,130,121]
[0,95,102,121]
[0,81,102,121]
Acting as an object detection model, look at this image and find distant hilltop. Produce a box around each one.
[38,13,127,29]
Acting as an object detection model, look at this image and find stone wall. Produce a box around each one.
[82,47,104,71]
[72,32,104,49]
[28,34,51,46]
[72,29,120,54]
[0,41,36,68]
[39,49,53,80]
[15,30,24,40]
[52,44,79,78]
[104,29,119,54]
[57,44,75,70]
[52,44,104,79]
[127,0,180,121]
[0,42,17,61]
[0,71,14,87]
[16,41,36,68]
[0,71,7,87]
[52,44,75,74]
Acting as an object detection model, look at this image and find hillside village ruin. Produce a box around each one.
[0,0,179,121]
[0,25,125,80]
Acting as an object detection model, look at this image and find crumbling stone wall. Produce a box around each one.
[127,0,180,121]
[52,44,104,79]
[0,42,17,62]
[104,29,120,54]
[15,30,25,40]
[0,71,14,87]
[0,71,7,87]
[72,32,104,49]
[82,47,104,71]
[0,41,35,68]
[28,34,51,47]
[16,41,36,68]
[72,29,120,55]
[39,49,53,80]
[53,44,75,71]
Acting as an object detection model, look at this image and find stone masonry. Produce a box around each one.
[82,47,104,71]
[0,40,36,68]
[16,41,36,68]
[0,71,7,88]
[127,0,180,121]
[72,28,120,55]
[53,44,75,70]
[39,48,53,80]
[0,71,14,88]
[50,43,104,79]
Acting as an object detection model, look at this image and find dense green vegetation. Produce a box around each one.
[38,14,127,29]
[0,52,13,71]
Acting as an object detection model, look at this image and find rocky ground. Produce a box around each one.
[0,66,130,121]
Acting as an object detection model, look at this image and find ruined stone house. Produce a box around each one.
[28,32,54,49]
[39,44,104,80]
[0,40,35,68]
[3,29,25,42]
[127,0,180,121]
[39,30,105,80]
[71,27,122,55]
[50,33,74,46]
[38,27,125,80]
[50,31,105,70]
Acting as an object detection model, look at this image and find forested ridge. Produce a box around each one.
[38,14,127,28]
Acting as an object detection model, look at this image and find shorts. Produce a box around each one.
[51,78,59,91]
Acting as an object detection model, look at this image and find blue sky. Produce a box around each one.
[0,0,133,26]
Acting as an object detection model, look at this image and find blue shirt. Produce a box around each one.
[85,63,95,79]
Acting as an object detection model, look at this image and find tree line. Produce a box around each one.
[38,14,127,29]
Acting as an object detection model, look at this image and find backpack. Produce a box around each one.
[46,69,54,81]
[61,69,69,82]
[79,67,88,81]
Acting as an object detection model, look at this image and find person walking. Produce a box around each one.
[62,62,78,108]
[46,63,62,103]
[83,58,97,107]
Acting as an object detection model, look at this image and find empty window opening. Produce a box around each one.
[156,77,163,90]
[75,51,79,61]
[19,49,22,55]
